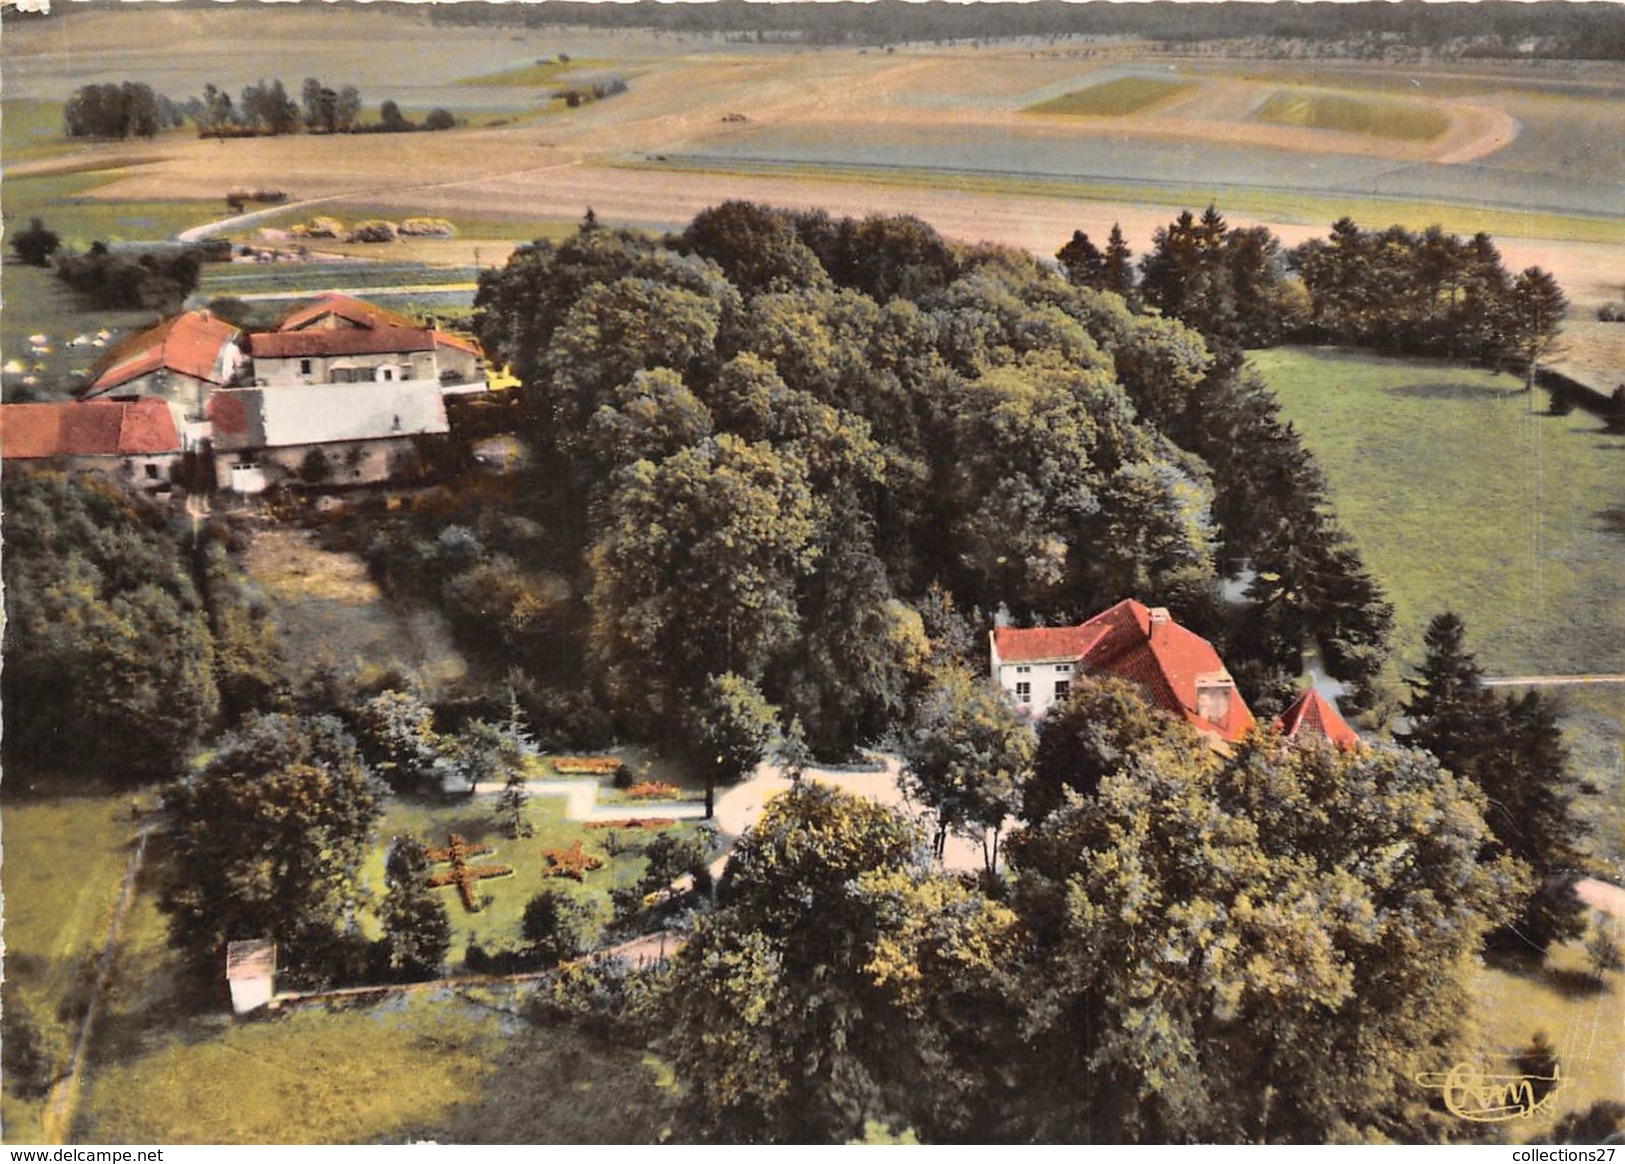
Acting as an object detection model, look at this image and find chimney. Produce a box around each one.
[1149,606,1170,643]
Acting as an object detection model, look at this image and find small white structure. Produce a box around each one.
[225,939,276,1014]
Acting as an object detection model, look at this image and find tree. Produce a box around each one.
[690,672,778,817]
[521,888,595,966]
[1055,229,1105,288]
[3,476,219,783]
[423,107,456,131]
[1007,732,1524,1142]
[379,99,413,132]
[161,713,383,984]
[1102,222,1135,298]
[587,435,817,727]
[901,664,1032,874]
[379,836,451,980]
[1400,613,1585,954]
[661,783,1020,1142]
[354,690,441,792]
[680,200,829,296]
[11,217,59,267]
[1503,266,1568,390]
[1024,675,1197,824]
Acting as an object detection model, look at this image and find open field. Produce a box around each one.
[4,3,1620,314]
[1254,347,1625,877]
[1024,76,1196,117]
[1254,89,1450,141]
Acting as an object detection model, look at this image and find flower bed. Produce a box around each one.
[551,756,625,776]
[426,833,512,913]
[584,818,676,830]
[541,839,604,882]
[623,782,682,801]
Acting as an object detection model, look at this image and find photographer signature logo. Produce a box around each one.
[1416,1062,1564,1122]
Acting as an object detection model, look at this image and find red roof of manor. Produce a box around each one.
[994,599,1255,744]
[432,329,484,357]
[275,292,420,332]
[84,311,240,394]
[0,398,181,459]
[249,326,436,359]
[1273,688,1361,751]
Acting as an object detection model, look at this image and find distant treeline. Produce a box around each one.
[63,77,455,140]
[1063,209,1567,376]
[429,0,1625,60]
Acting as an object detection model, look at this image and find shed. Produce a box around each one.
[225,939,276,1014]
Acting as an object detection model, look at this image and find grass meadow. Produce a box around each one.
[0,792,149,1142]
[73,987,679,1144]
[1025,76,1196,117]
[1254,90,1451,141]
[1254,347,1624,873]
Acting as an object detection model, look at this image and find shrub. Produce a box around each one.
[12,217,60,267]
[521,888,595,966]
[398,217,456,237]
[1596,302,1625,323]
[291,216,344,239]
[423,108,456,132]
[346,220,398,244]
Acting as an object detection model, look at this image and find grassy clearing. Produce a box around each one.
[1251,348,1625,677]
[73,988,678,1143]
[1025,76,1196,117]
[1471,942,1625,1133]
[0,793,146,1142]
[619,156,1625,247]
[1255,89,1450,142]
[1255,346,1624,877]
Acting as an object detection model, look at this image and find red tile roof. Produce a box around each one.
[432,329,484,357]
[995,599,1255,744]
[84,311,240,394]
[249,327,436,359]
[276,292,420,332]
[1,399,180,459]
[1273,688,1361,751]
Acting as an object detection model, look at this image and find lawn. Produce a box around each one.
[1254,89,1450,141]
[0,793,148,1142]
[360,785,706,965]
[1024,76,1197,117]
[72,988,679,1143]
[0,262,164,403]
[1255,346,1625,876]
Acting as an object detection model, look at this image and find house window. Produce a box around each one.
[144,463,160,480]
[1054,680,1071,702]
[1015,681,1032,704]
[1055,663,1072,674]
[1015,665,1031,674]
[299,359,312,376]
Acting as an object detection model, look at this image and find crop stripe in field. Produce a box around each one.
[611,154,1625,245]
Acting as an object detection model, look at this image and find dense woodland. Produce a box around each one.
[426,0,1625,60]
[0,201,1603,1142]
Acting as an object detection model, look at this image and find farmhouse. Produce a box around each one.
[0,398,184,491]
[991,599,1255,746]
[208,379,450,493]
[78,309,245,431]
[251,292,487,393]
